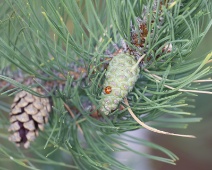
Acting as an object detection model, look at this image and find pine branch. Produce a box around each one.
[0,0,212,169]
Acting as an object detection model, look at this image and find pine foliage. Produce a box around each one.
[0,0,212,169]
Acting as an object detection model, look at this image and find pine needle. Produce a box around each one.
[64,103,83,134]
[124,98,196,138]
[145,69,212,95]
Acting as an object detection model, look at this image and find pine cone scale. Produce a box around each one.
[11,107,22,114]
[16,112,30,122]
[24,104,38,115]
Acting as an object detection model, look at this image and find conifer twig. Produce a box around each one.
[64,103,83,134]
[124,98,195,138]
[132,54,146,71]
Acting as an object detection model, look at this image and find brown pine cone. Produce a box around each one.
[8,88,51,148]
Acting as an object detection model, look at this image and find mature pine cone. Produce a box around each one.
[99,53,139,115]
[8,88,51,148]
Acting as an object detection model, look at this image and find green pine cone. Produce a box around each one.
[99,53,140,115]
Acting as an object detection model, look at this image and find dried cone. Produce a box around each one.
[8,88,51,148]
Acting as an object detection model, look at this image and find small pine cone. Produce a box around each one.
[99,53,139,115]
[8,88,51,148]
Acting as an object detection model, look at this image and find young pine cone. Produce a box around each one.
[99,53,140,115]
[8,88,51,148]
